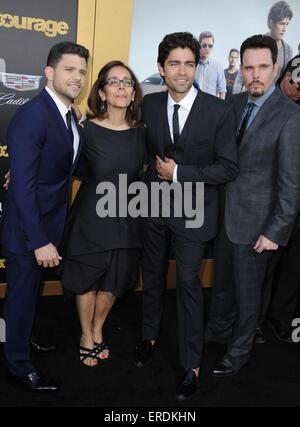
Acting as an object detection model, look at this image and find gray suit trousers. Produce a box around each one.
[208,225,271,356]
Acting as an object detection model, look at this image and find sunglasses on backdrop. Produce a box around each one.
[289,78,300,92]
[104,78,135,87]
[201,43,213,49]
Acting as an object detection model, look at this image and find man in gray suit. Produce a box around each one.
[207,35,300,377]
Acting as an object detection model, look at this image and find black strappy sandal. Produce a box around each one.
[79,346,98,367]
[94,342,110,360]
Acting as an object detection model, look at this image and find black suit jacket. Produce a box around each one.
[143,89,239,242]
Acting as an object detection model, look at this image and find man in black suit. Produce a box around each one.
[207,35,300,377]
[134,32,239,400]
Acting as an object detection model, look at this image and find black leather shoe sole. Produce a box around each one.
[6,370,59,392]
[135,361,144,367]
[31,341,57,353]
[176,385,198,401]
[254,331,266,344]
[255,337,266,344]
[175,370,199,401]
[26,383,60,392]
[211,361,237,378]
[211,368,236,378]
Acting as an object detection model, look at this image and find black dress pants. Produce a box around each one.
[269,216,300,326]
[258,215,300,328]
[142,216,205,369]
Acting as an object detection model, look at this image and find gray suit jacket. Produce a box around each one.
[225,88,300,246]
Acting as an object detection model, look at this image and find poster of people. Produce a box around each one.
[129,0,300,97]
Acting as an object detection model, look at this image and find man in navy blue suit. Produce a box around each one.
[1,42,89,391]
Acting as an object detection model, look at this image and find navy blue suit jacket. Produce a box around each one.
[0,89,82,254]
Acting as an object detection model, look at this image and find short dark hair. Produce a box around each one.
[199,31,214,45]
[157,32,200,67]
[229,48,239,56]
[267,1,293,28]
[87,60,142,128]
[277,54,300,84]
[47,41,89,67]
[240,35,278,65]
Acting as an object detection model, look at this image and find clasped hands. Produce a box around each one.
[156,156,176,181]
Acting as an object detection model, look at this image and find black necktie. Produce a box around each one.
[172,104,181,144]
[66,110,74,143]
[237,102,255,146]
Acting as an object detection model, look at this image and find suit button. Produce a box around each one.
[23,232,29,241]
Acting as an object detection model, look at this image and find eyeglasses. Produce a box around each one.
[104,78,135,87]
[201,43,213,49]
[289,78,300,92]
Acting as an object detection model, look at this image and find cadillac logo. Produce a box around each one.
[0,72,42,92]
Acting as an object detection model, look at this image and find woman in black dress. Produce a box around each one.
[61,61,145,367]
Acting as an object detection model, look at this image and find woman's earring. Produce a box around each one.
[100,100,107,113]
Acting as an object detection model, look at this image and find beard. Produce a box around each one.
[248,81,265,98]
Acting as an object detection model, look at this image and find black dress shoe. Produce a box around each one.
[31,340,56,353]
[176,369,199,401]
[211,352,250,378]
[268,319,293,343]
[211,359,235,378]
[6,370,59,392]
[134,340,155,367]
[254,326,266,344]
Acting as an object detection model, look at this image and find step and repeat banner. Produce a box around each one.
[0,0,78,282]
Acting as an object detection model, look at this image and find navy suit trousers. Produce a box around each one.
[3,249,43,377]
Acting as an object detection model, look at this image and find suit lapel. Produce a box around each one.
[242,88,281,142]
[232,92,248,137]
[72,108,83,171]
[183,91,203,129]
[155,90,208,157]
[41,89,74,161]
[155,92,169,159]
[180,91,210,156]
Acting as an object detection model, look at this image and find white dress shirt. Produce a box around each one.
[45,86,79,163]
[167,85,198,182]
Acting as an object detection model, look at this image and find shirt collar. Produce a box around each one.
[167,85,198,112]
[45,86,72,118]
[199,57,211,65]
[247,83,276,108]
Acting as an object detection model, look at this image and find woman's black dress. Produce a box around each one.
[60,121,145,297]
